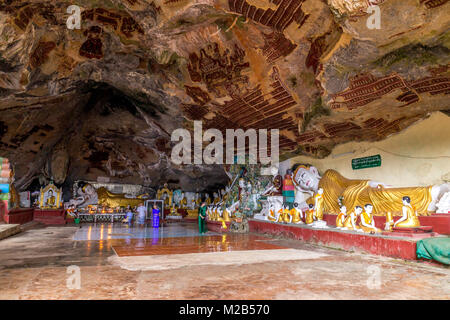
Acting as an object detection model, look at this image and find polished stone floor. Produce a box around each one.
[0,222,448,299]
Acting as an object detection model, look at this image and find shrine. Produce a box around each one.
[0,0,449,303]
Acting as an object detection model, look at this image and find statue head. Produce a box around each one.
[318,188,323,195]
[309,203,314,210]
[293,202,298,208]
[402,196,411,205]
[340,205,347,213]
[364,204,373,214]
[293,165,321,193]
[270,166,279,177]
[355,206,363,214]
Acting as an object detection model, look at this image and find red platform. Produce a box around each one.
[33,209,67,225]
[4,208,34,224]
[322,213,450,235]
[249,219,445,261]
[207,220,231,233]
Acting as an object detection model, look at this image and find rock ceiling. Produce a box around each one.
[0,0,449,191]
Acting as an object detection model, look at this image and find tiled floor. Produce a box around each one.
[111,234,287,257]
[0,223,449,299]
[73,222,219,241]
[74,222,287,257]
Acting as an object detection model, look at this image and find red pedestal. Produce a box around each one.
[33,209,67,225]
[207,220,231,233]
[4,208,34,224]
[322,213,450,235]
[248,219,439,261]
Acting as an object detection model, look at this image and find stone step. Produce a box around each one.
[0,224,21,240]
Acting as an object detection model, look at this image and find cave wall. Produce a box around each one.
[286,112,450,187]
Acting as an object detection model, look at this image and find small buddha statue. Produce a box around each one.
[359,204,381,233]
[394,196,420,228]
[342,206,363,232]
[267,204,278,222]
[313,188,324,221]
[336,205,347,228]
[46,190,56,207]
[213,192,220,204]
[282,205,292,223]
[305,204,315,224]
[205,195,212,205]
[384,211,394,231]
[223,207,231,222]
[290,202,304,224]
[180,193,187,209]
[276,208,284,223]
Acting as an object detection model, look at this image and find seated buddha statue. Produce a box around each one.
[267,204,278,222]
[282,205,292,223]
[336,205,347,228]
[305,204,315,225]
[290,202,304,224]
[180,193,187,209]
[394,196,420,228]
[342,206,363,232]
[222,207,231,222]
[46,190,56,207]
[359,204,381,233]
[292,165,450,218]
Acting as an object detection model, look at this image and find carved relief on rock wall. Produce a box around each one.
[79,26,104,59]
[82,8,145,38]
[187,42,250,97]
[330,71,450,111]
[228,0,309,32]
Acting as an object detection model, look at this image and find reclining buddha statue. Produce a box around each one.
[69,182,148,208]
[292,165,450,217]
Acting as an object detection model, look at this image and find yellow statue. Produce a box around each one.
[336,205,347,228]
[305,204,315,224]
[394,196,420,228]
[313,188,324,221]
[97,187,146,208]
[359,204,381,233]
[290,203,303,224]
[180,193,187,209]
[223,207,231,222]
[46,190,56,207]
[268,207,278,222]
[282,206,292,223]
[292,166,446,217]
[342,206,362,231]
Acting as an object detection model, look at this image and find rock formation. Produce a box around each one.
[0,0,448,191]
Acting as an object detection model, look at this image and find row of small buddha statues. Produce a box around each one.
[267,186,421,233]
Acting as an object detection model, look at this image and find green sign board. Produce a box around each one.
[352,154,381,170]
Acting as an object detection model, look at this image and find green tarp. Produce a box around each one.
[416,237,450,265]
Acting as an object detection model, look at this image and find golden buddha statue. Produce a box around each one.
[313,188,324,221]
[267,207,278,222]
[97,187,147,208]
[292,166,447,217]
[282,206,292,223]
[223,207,231,222]
[180,193,187,209]
[342,206,362,231]
[336,205,347,228]
[46,190,56,207]
[394,196,420,228]
[305,204,315,224]
[290,203,303,224]
[359,204,381,233]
